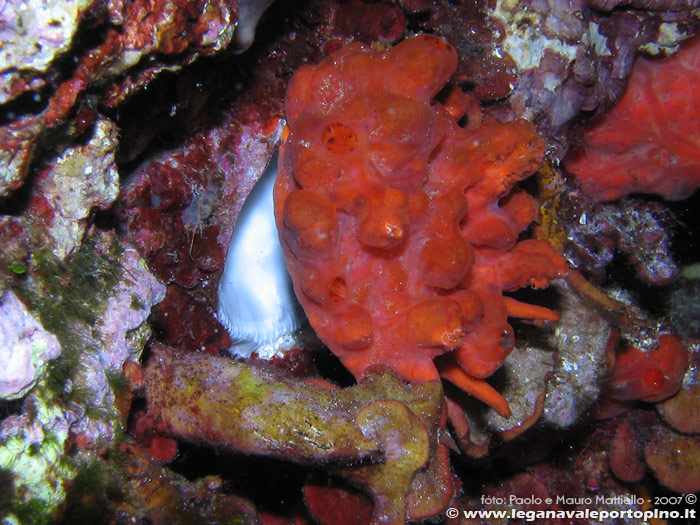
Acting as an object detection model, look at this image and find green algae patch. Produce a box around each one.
[6,262,27,275]
[0,394,78,525]
[18,234,125,400]
[230,366,269,399]
[0,232,159,524]
[29,233,123,333]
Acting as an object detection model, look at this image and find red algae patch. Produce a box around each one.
[274,35,566,414]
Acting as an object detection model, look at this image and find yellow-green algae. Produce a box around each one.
[0,234,131,524]
[144,348,447,523]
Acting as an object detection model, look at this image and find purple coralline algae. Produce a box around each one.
[0,0,94,105]
[0,236,164,520]
[489,0,700,157]
[565,199,679,286]
[99,245,167,368]
[0,290,61,399]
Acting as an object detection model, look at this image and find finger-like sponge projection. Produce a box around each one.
[275,35,567,415]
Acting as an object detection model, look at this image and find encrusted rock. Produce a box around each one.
[30,117,120,260]
[543,281,613,428]
[0,0,96,105]
[0,290,61,399]
[490,0,700,158]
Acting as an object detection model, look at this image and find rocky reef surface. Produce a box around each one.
[1,1,699,524]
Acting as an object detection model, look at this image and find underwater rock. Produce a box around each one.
[99,245,167,368]
[588,0,699,11]
[482,344,553,440]
[427,1,519,101]
[565,33,700,201]
[667,266,700,339]
[449,278,614,455]
[0,396,76,522]
[565,198,678,286]
[490,0,700,158]
[143,346,451,523]
[61,441,260,524]
[0,0,94,105]
[68,239,166,447]
[28,117,120,260]
[542,280,613,428]
[0,290,61,400]
[0,234,165,521]
[0,0,273,197]
[3,0,699,521]
[118,115,281,355]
